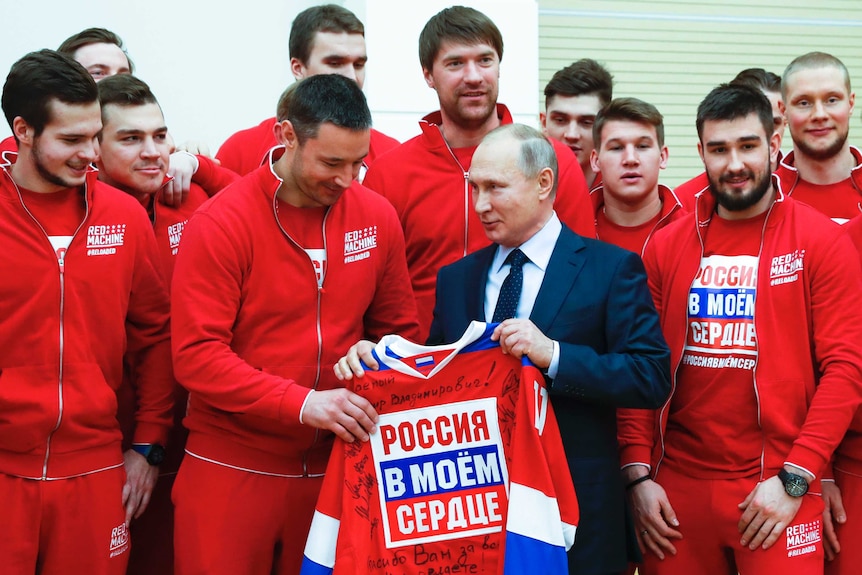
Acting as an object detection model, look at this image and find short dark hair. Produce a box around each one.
[730,68,781,94]
[544,59,613,108]
[276,82,300,122]
[2,49,98,142]
[289,4,365,65]
[98,74,158,109]
[288,74,371,145]
[419,6,503,72]
[594,97,664,148]
[57,27,134,73]
[696,84,774,142]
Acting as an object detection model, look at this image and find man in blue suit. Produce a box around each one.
[426,123,671,574]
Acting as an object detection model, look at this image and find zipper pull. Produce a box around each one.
[56,247,66,274]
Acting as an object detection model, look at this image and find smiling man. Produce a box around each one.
[363,5,593,341]
[170,74,419,575]
[0,50,172,575]
[621,84,862,575]
[777,52,860,224]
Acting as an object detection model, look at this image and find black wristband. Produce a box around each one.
[625,474,651,491]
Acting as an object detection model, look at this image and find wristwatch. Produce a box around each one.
[778,468,809,497]
[132,443,166,466]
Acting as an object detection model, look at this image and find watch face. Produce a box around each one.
[147,444,166,466]
[780,470,809,497]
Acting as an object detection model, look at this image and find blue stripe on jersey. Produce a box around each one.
[503,531,568,575]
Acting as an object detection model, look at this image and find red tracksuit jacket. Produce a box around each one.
[618,180,862,487]
[0,160,173,479]
[171,153,420,476]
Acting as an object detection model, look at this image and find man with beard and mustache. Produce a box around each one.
[618,84,862,575]
[0,50,173,575]
[363,5,594,341]
[776,52,860,225]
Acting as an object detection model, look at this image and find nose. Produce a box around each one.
[472,187,489,214]
[334,163,354,187]
[463,60,482,83]
[728,148,744,172]
[563,122,579,142]
[141,136,159,158]
[80,136,99,163]
[811,99,828,119]
[622,143,638,165]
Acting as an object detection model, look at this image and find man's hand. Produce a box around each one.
[491,319,554,369]
[333,340,378,381]
[302,388,378,443]
[628,473,682,560]
[162,151,199,207]
[737,475,804,550]
[122,449,158,524]
[822,481,846,560]
[177,140,213,158]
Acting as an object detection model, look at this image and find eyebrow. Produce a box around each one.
[705,135,761,147]
[113,126,168,135]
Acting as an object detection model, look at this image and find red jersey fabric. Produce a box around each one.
[776,147,862,224]
[838,217,862,476]
[663,212,765,478]
[215,116,399,177]
[673,172,709,213]
[362,104,594,340]
[618,178,862,487]
[171,151,420,477]
[589,184,685,257]
[301,322,578,575]
[0,157,173,479]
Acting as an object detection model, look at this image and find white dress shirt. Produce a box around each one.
[484,212,563,377]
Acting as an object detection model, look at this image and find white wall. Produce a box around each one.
[1,0,537,151]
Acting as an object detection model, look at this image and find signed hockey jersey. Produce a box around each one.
[300,321,578,575]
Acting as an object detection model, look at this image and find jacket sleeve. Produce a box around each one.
[125,208,174,445]
[361,206,421,343]
[192,154,239,196]
[551,250,671,410]
[171,211,311,424]
[616,240,668,468]
[786,230,862,478]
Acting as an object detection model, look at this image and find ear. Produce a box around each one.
[539,112,548,131]
[849,91,856,115]
[697,140,705,165]
[777,100,786,115]
[659,145,669,170]
[12,117,33,147]
[273,120,298,149]
[589,148,600,174]
[422,67,435,90]
[769,131,781,165]
[290,58,306,81]
[537,166,554,201]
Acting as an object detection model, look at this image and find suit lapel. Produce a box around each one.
[465,244,497,320]
[530,226,586,331]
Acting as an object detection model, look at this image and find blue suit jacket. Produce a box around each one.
[427,225,671,575]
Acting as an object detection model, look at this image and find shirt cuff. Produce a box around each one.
[546,340,561,379]
[298,389,314,425]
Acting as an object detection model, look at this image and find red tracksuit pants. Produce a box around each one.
[825,468,862,575]
[0,467,129,575]
[641,465,824,575]
[172,455,323,575]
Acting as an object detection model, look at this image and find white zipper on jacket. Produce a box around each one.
[8,175,89,480]
[271,192,327,478]
[640,202,682,258]
[434,126,471,257]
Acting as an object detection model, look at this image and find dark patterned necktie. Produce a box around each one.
[492,249,528,323]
